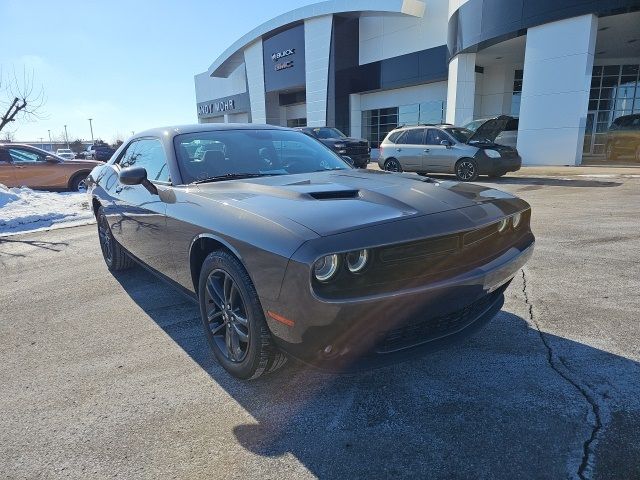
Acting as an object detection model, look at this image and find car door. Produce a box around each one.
[110,137,174,274]
[0,148,17,187]
[7,146,64,188]
[423,128,457,172]
[394,128,426,171]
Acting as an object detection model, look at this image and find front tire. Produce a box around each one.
[384,158,402,172]
[97,207,133,271]
[455,158,479,182]
[198,250,286,380]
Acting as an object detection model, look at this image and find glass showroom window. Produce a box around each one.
[362,102,446,148]
[511,69,523,116]
[584,64,640,154]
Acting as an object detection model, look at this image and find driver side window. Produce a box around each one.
[118,138,170,183]
[8,148,45,163]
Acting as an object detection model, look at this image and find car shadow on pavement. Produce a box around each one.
[113,267,640,480]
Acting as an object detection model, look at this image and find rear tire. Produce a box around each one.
[97,207,133,272]
[455,158,479,182]
[384,158,402,172]
[198,250,286,380]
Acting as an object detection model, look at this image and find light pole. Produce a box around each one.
[39,137,44,149]
[48,129,52,151]
[64,125,69,148]
[88,118,94,144]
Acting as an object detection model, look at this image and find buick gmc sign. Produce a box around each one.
[263,24,305,92]
[271,48,295,62]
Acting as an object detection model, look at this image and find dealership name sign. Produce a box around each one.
[198,99,235,116]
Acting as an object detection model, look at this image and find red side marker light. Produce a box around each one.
[267,311,295,327]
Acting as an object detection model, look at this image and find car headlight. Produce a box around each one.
[512,212,522,229]
[497,218,508,233]
[314,254,340,282]
[346,249,369,273]
[485,149,501,158]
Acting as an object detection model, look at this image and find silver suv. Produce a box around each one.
[378,120,521,181]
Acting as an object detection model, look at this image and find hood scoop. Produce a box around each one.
[308,189,359,200]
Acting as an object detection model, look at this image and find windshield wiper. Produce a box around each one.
[192,173,284,184]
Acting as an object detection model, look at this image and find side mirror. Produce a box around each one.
[440,140,453,148]
[118,166,157,194]
[45,155,60,163]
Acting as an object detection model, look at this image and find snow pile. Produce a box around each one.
[0,184,95,236]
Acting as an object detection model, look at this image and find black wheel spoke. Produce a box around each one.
[206,276,224,309]
[204,268,251,364]
[232,323,249,342]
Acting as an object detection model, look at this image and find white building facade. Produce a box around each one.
[195,0,640,165]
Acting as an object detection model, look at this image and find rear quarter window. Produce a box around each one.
[386,131,403,144]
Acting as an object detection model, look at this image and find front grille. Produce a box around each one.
[347,142,369,155]
[375,286,505,353]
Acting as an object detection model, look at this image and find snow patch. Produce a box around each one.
[0,184,94,236]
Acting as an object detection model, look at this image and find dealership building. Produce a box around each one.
[194,0,640,165]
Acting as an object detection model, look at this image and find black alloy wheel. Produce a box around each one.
[198,250,287,380]
[455,158,479,182]
[384,158,402,172]
[70,174,87,192]
[204,269,250,363]
[97,212,113,266]
[97,207,133,271]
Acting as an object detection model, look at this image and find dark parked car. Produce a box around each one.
[297,126,370,168]
[93,145,116,162]
[87,124,534,379]
[605,114,640,163]
[378,120,521,181]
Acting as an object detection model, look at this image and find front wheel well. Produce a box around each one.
[189,236,236,294]
[92,198,101,218]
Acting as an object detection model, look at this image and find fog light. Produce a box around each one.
[314,254,339,282]
[512,212,522,229]
[497,218,508,233]
[346,249,369,273]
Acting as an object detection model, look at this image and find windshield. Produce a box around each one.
[445,127,473,143]
[174,129,351,184]
[462,119,487,132]
[311,127,346,139]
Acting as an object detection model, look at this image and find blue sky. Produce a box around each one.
[0,0,318,143]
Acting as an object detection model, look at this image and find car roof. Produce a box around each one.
[132,123,291,140]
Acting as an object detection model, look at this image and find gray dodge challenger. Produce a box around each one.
[87,124,534,379]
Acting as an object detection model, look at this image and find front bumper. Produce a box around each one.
[262,238,534,371]
[477,152,522,174]
[347,153,370,167]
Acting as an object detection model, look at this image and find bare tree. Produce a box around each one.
[0,67,46,134]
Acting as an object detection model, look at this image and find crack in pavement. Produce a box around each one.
[520,269,603,480]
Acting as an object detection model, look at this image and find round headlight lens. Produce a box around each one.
[485,149,501,158]
[497,218,509,233]
[512,212,522,229]
[346,249,369,273]
[314,254,339,282]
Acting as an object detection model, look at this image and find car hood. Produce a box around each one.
[468,115,512,143]
[192,170,518,237]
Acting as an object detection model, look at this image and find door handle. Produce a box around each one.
[396,148,402,152]
[423,149,430,153]
[115,186,123,193]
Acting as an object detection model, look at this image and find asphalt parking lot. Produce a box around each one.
[1,170,639,479]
